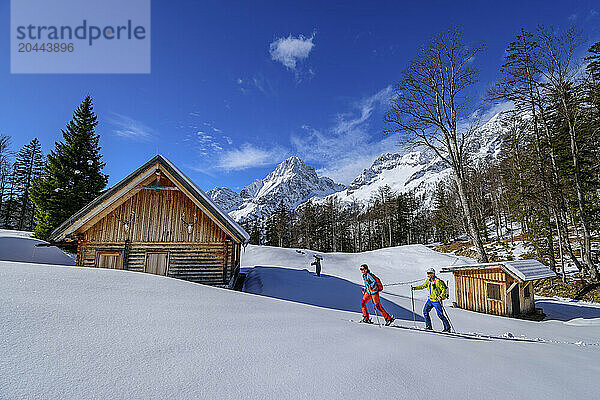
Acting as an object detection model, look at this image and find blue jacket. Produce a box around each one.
[363,273,379,295]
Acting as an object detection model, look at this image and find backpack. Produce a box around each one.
[370,273,384,292]
[438,279,449,299]
[427,278,449,299]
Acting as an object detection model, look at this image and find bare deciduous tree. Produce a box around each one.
[384,27,489,262]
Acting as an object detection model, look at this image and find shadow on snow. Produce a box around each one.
[536,299,600,322]
[242,266,424,322]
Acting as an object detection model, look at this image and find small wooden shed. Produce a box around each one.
[49,155,249,285]
[441,260,556,317]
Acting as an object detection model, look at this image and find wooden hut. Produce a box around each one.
[49,155,249,285]
[441,260,555,317]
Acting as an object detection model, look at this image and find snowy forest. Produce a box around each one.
[1,26,599,281]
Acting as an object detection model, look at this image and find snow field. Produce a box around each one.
[0,243,599,399]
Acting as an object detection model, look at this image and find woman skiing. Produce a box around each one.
[360,264,394,326]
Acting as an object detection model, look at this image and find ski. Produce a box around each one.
[347,319,538,342]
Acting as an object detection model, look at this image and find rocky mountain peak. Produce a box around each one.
[209,156,346,222]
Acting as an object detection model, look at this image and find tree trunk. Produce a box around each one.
[566,120,597,280]
[453,170,489,262]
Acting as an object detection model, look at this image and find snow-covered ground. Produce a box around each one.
[1,242,599,399]
[0,229,75,265]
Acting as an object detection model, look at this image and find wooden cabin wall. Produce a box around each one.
[83,184,227,244]
[453,268,507,316]
[515,281,535,314]
[79,242,230,284]
[76,176,238,285]
[504,276,535,315]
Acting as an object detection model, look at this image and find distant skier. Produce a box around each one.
[360,264,394,326]
[311,254,322,277]
[411,268,451,332]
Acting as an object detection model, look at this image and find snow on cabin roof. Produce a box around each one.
[49,155,249,244]
[441,259,556,282]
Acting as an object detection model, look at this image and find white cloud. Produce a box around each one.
[292,86,397,184]
[216,143,288,171]
[194,130,230,156]
[269,33,315,69]
[109,113,154,141]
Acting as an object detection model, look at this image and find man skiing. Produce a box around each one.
[360,264,394,326]
[311,254,322,277]
[411,268,451,332]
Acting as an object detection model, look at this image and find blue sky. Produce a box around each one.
[1,1,599,191]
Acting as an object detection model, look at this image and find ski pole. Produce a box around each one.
[440,301,455,333]
[372,299,381,327]
[411,288,417,328]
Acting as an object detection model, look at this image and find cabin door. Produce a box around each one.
[145,252,169,276]
[511,286,520,315]
[97,252,122,269]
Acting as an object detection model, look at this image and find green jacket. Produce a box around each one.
[414,277,447,301]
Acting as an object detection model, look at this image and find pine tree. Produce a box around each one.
[0,167,18,229]
[0,135,13,227]
[31,96,108,239]
[249,220,261,245]
[13,138,44,230]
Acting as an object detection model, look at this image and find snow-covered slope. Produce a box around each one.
[1,244,599,399]
[242,244,600,335]
[329,112,508,207]
[334,150,451,205]
[0,229,74,265]
[210,156,345,222]
[206,186,243,213]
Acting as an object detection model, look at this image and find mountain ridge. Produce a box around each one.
[208,112,509,221]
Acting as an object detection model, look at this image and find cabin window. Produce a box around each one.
[97,252,122,269]
[524,284,531,298]
[486,283,501,301]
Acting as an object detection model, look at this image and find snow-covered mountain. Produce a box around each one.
[326,111,508,207]
[206,187,243,213]
[207,156,345,222]
[209,112,509,221]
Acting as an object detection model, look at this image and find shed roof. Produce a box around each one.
[49,155,249,244]
[441,259,556,282]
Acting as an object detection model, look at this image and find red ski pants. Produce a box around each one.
[361,291,390,320]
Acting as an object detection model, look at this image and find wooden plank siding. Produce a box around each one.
[75,175,236,285]
[453,268,507,316]
[83,178,227,244]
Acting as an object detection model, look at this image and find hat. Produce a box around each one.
[313,254,323,260]
[426,268,435,274]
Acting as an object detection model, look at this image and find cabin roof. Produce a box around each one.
[441,259,556,282]
[49,155,250,244]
